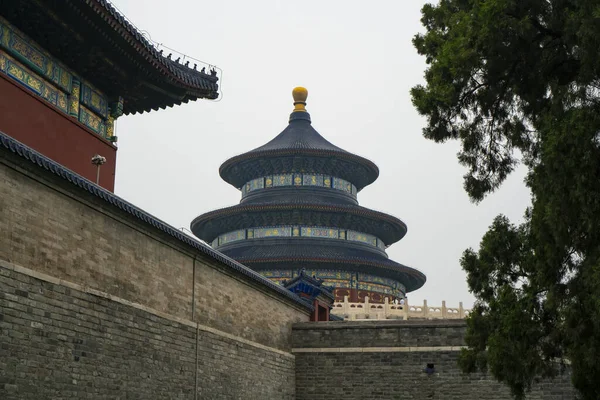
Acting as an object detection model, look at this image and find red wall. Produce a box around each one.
[0,74,116,191]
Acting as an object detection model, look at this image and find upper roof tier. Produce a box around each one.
[219,88,379,191]
[0,0,219,114]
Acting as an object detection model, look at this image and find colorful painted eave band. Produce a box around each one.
[219,148,380,190]
[191,202,408,243]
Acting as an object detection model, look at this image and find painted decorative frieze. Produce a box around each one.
[80,106,107,137]
[0,51,68,113]
[347,230,377,246]
[301,227,339,239]
[69,77,81,118]
[0,19,72,92]
[0,17,119,140]
[214,225,385,250]
[81,83,108,118]
[303,174,323,186]
[261,270,293,278]
[253,226,292,239]
[218,229,246,246]
[273,174,293,187]
[241,173,357,198]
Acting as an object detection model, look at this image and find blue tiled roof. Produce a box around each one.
[219,112,380,190]
[250,112,348,153]
[224,244,427,292]
[0,130,313,312]
[0,0,219,114]
[91,0,219,94]
[283,269,336,301]
[191,201,408,245]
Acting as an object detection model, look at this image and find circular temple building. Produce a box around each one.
[191,88,426,303]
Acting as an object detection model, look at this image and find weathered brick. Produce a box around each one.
[292,321,575,400]
[0,156,308,399]
[0,267,296,400]
[0,157,309,350]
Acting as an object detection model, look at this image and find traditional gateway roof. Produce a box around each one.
[219,90,378,190]
[0,0,219,114]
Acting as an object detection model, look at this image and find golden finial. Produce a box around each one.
[292,87,308,112]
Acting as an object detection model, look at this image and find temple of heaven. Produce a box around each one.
[191,87,426,303]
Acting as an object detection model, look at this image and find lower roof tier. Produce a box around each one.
[261,268,407,302]
[218,242,426,293]
[191,202,408,245]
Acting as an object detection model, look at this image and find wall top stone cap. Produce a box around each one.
[292,319,467,330]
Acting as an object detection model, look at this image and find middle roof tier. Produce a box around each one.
[190,200,408,246]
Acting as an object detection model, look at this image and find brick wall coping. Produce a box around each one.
[0,130,312,312]
[292,319,467,330]
[292,346,466,353]
[0,259,295,359]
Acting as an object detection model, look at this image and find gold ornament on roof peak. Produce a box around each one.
[292,87,308,112]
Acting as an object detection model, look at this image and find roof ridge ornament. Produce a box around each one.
[292,87,308,112]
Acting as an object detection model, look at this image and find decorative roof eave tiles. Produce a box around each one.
[284,271,336,301]
[219,148,379,191]
[191,202,408,245]
[85,0,219,95]
[243,256,426,292]
[0,131,311,312]
[220,240,387,260]
[0,0,218,114]
[219,111,379,190]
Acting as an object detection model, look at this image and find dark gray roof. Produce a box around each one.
[221,241,386,260]
[222,243,426,293]
[90,0,220,94]
[219,112,379,190]
[0,0,219,114]
[251,112,348,153]
[190,200,408,245]
[283,269,336,301]
[0,130,312,312]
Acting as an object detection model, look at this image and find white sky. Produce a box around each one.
[111,0,531,308]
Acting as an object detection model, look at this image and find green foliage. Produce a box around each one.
[412,0,600,398]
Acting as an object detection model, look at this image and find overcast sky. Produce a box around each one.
[111,0,531,308]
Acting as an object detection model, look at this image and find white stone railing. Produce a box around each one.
[330,296,471,320]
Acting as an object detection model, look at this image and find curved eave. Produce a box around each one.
[86,0,220,99]
[191,202,408,245]
[0,0,219,115]
[241,186,359,206]
[219,149,379,191]
[241,256,426,293]
[218,238,387,260]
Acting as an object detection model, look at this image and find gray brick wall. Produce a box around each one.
[0,154,309,351]
[0,266,295,400]
[293,320,467,348]
[292,321,575,400]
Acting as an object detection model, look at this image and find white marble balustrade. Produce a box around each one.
[330,296,471,320]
